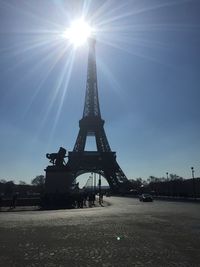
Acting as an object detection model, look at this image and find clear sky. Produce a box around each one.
[0,0,200,185]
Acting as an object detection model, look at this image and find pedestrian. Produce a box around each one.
[10,193,17,209]
[99,192,104,205]
[83,192,88,207]
[92,192,96,206]
[77,193,84,208]
[88,193,93,207]
[0,194,2,210]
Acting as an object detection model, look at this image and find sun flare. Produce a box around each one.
[63,18,93,47]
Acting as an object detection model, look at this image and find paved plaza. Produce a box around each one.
[0,197,200,267]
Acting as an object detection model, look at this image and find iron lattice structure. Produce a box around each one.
[67,38,131,192]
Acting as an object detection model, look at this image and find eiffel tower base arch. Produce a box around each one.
[65,151,132,193]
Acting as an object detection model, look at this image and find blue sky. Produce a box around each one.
[0,0,200,184]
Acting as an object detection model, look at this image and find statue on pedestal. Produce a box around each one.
[46,147,67,167]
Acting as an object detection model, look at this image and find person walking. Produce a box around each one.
[99,192,104,205]
[10,193,17,209]
[0,194,2,210]
[92,192,96,206]
[88,193,93,207]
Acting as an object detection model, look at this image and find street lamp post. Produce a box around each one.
[98,173,103,205]
[191,167,196,200]
[94,173,96,193]
[166,172,170,196]
[91,172,95,193]
[98,174,101,193]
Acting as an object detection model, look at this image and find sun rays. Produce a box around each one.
[1,0,194,145]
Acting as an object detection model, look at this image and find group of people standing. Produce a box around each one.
[0,191,105,210]
[72,191,103,209]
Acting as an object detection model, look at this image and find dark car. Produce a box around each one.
[139,194,153,202]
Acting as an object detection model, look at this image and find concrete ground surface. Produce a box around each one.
[0,197,200,267]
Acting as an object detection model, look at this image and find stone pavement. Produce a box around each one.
[0,197,200,267]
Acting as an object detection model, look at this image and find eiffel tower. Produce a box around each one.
[65,38,130,193]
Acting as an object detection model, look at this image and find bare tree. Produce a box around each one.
[19,180,27,185]
[31,175,45,186]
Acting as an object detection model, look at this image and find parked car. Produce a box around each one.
[139,194,153,202]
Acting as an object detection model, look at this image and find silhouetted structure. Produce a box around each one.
[65,38,131,193]
[45,37,131,195]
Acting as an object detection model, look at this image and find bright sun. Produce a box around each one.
[63,18,93,47]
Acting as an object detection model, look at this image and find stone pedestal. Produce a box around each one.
[45,166,74,194]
